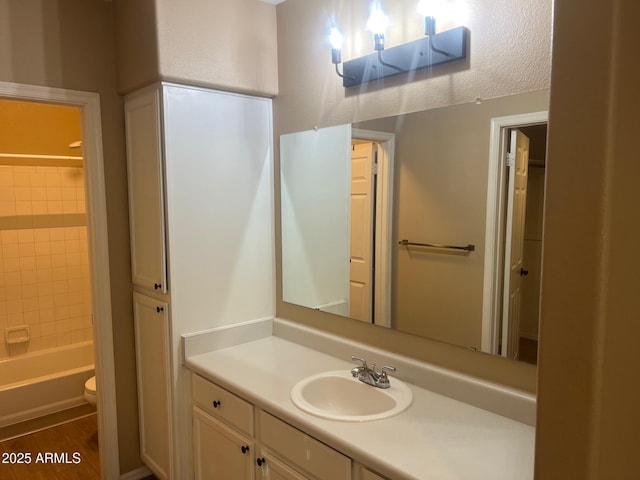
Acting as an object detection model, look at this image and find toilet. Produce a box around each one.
[84,376,97,406]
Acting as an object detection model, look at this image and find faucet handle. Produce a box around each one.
[374,365,396,388]
[381,365,396,378]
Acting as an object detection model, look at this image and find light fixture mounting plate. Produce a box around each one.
[342,26,469,87]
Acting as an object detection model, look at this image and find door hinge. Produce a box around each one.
[372,161,379,175]
[506,152,515,168]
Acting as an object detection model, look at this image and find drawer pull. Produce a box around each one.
[256,457,266,467]
[212,400,221,408]
[241,445,250,454]
[154,283,162,290]
[156,306,164,313]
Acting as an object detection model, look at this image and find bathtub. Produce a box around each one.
[0,341,95,428]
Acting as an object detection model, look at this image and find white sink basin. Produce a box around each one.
[290,370,413,422]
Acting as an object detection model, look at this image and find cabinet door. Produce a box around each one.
[193,406,254,480]
[133,292,172,479]
[125,89,167,293]
[256,451,309,480]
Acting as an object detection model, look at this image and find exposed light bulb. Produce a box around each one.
[416,0,431,17]
[367,6,389,35]
[329,27,344,49]
[418,0,437,36]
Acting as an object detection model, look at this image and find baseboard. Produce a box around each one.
[120,465,153,480]
[520,333,539,341]
[0,404,96,442]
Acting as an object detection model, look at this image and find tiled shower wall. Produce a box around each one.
[0,164,92,358]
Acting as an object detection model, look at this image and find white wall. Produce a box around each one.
[163,85,275,333]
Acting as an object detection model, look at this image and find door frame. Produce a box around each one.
[0,81,120,478]
[352,129,395,328]
[481,111,548,354]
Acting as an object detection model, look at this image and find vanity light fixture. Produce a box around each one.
[367,5,389,52]
[332,0,469,87]
[367,5,404,73]
[330,26,355,81]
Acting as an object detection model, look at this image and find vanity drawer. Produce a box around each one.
[354,464,389,480]
[258,410,351,480]
[192,374,254,436]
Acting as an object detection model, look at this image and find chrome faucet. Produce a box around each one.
[351,356,396,389]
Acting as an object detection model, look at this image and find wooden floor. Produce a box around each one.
[0,414,101,479]
[0,414,158,480]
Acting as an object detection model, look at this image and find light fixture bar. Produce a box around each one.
[341,26,468,87]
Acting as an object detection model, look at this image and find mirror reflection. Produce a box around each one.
[280,90,549,364]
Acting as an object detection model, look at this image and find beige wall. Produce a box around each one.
[113,0,159,94]
[115,0,279,96]
[536,0,640,478]
[274,0,551,393]
[354,90,548,350]
[0,100,82,156]
[0,0,141,474]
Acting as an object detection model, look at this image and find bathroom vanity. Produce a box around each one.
[183,318,535,480]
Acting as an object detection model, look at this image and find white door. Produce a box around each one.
[133,292,172,479]
[349,142,375,322]
[501,130,530,359]
[124,90,167,293]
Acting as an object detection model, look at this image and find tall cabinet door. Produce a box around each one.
[133,292,172,480]
[125,89,168,293]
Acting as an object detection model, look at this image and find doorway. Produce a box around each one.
[481,111,548,362]
[351,129,395,328]
[0,81,119,478]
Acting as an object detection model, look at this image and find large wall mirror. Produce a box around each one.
[281,89,549,364]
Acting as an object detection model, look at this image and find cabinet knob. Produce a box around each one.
[241,445,250,454]
[156,306,164,313]
[256,457,266,467]
[154,283,162,290]
[212,400,221,408]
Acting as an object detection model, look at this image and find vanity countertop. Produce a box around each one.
[184,334,535,480]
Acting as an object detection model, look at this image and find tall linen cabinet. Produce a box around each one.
[124,83,276,479]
